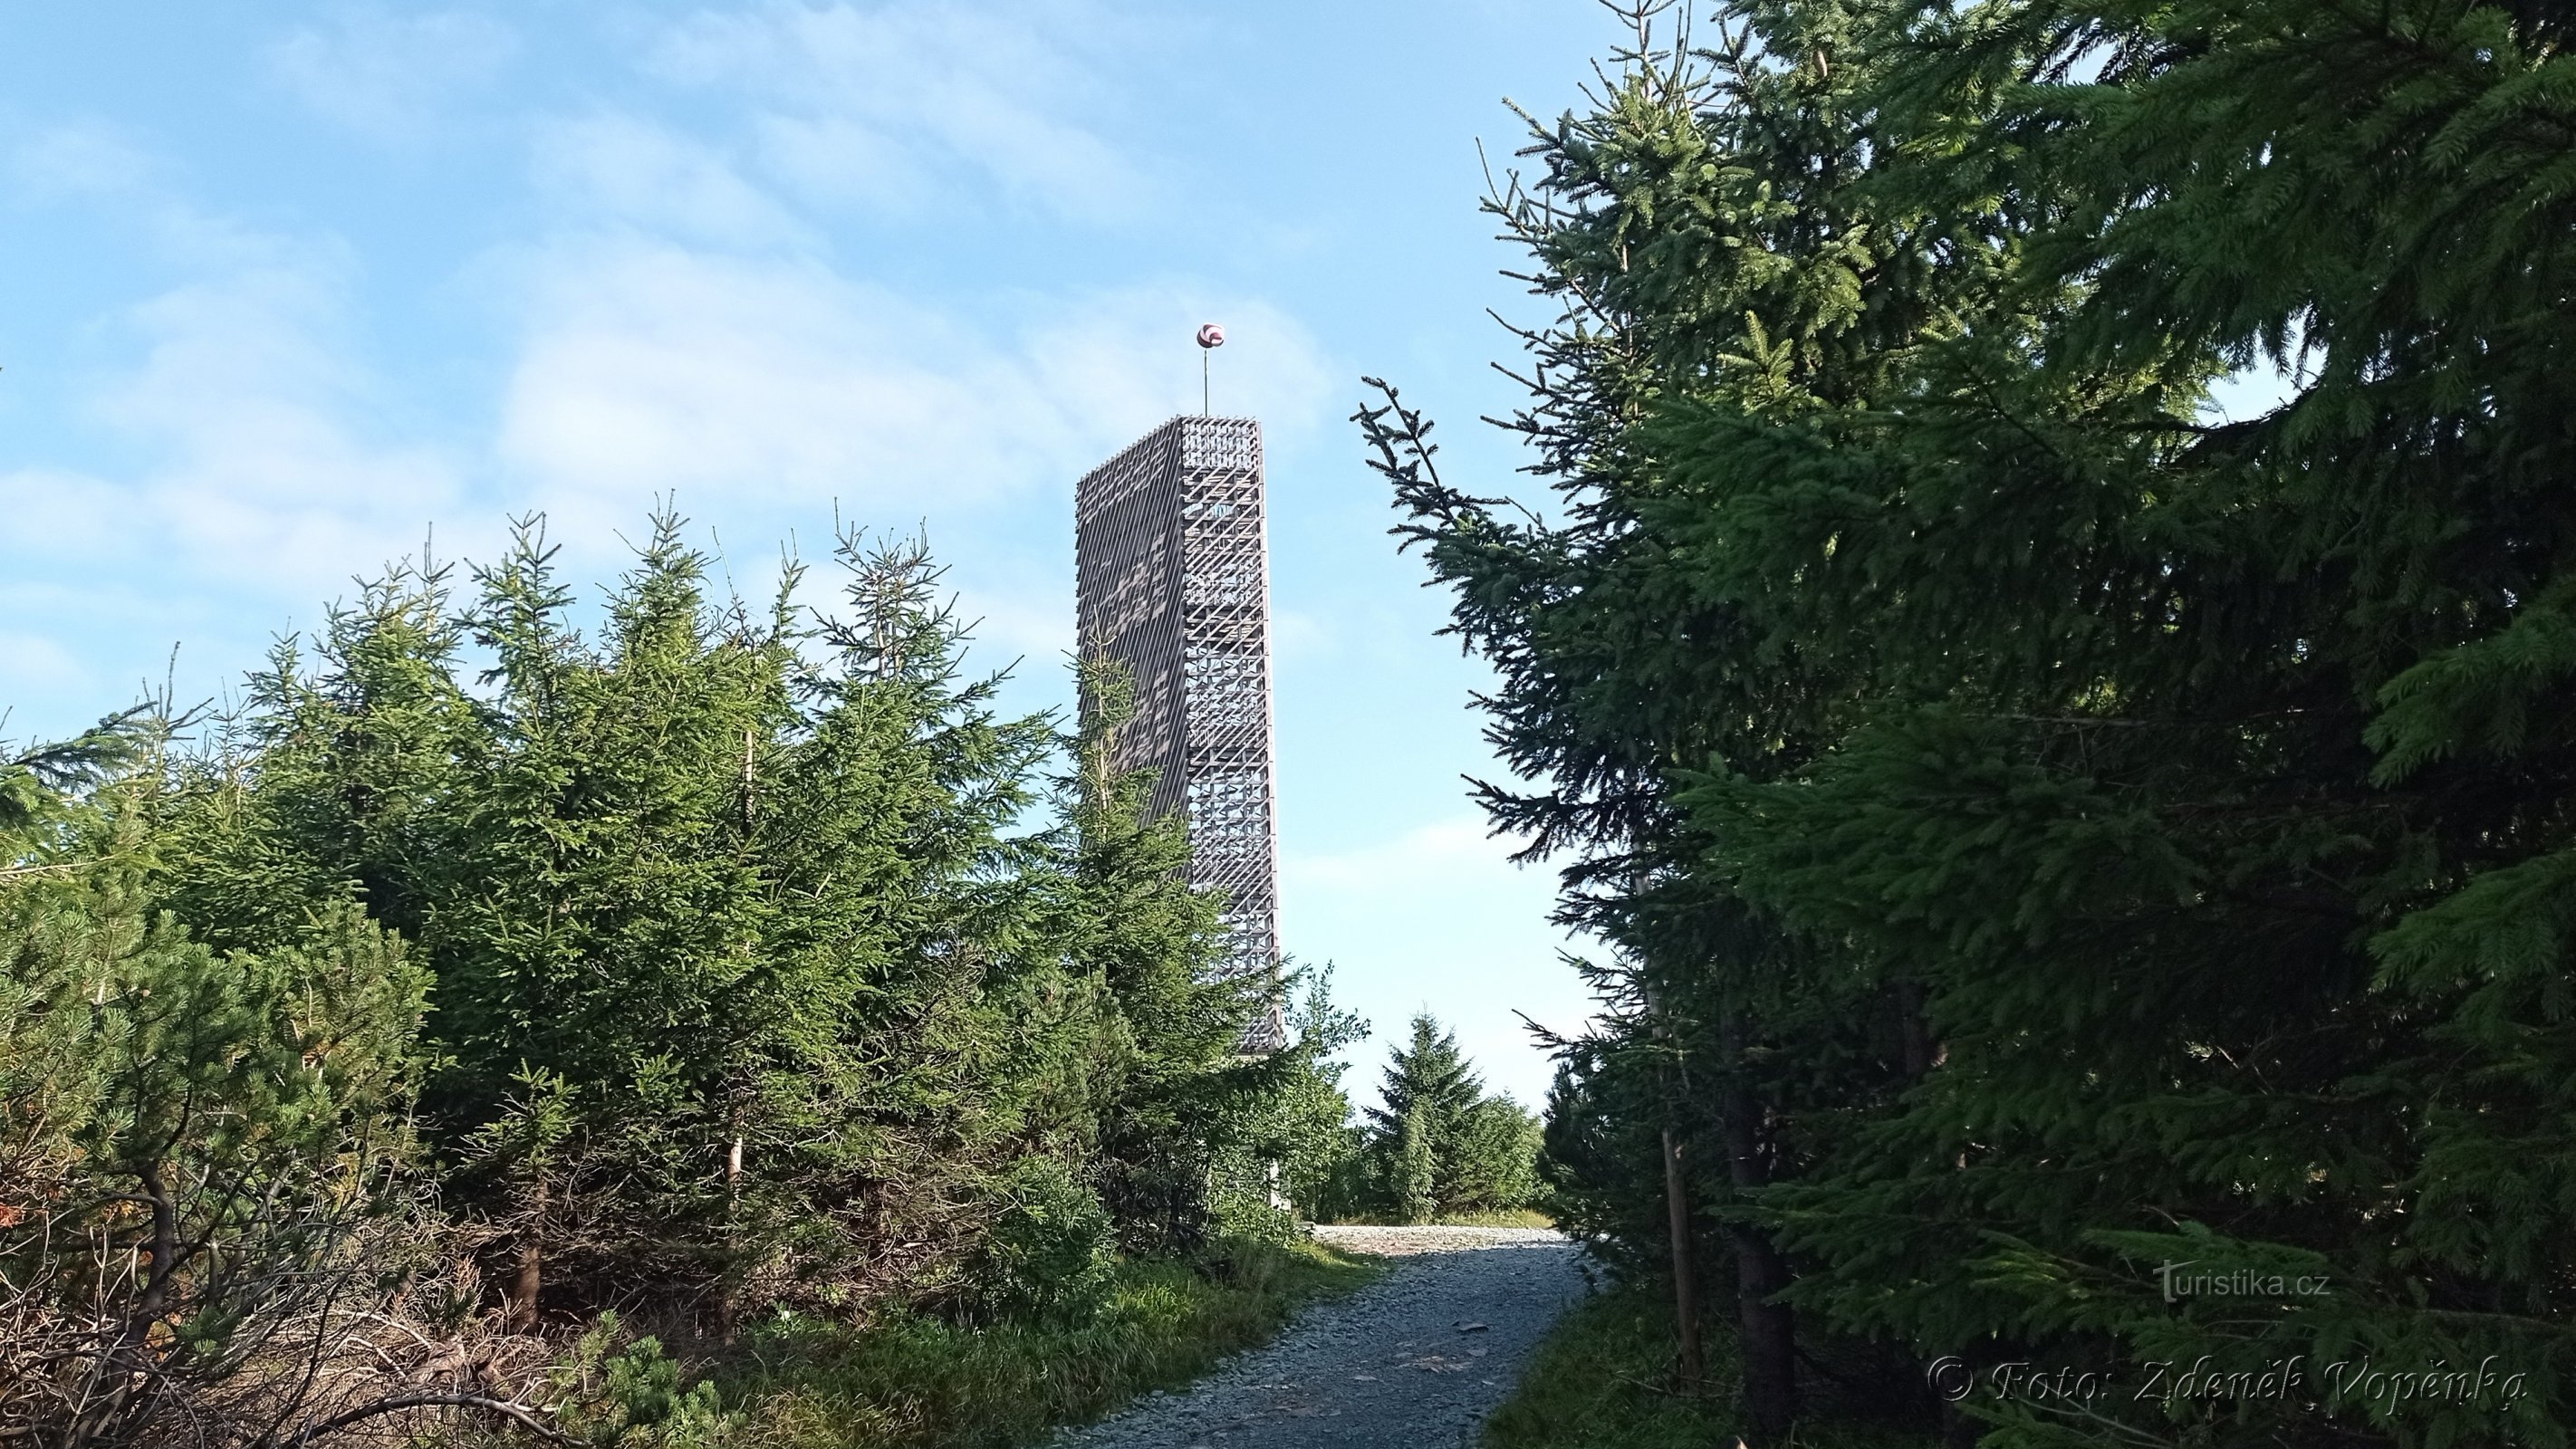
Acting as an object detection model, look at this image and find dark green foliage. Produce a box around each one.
[1485,1280,1932,1449]
[149,517,1101,1313]
[1368,1013,1470,1225]
[1452,1099,1545,1218]
[1369,2,2576,1444]
[966,1159,1115,1325]
[1363,1013,1483,1151]
[1053,655,1268,1255]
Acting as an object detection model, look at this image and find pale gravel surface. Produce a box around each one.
[1049,1226,1585,1449]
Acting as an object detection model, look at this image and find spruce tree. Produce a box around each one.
[1451,1098,1544,1214]
[1359,1,1999,1426]
[1371,1,2576,1444]
[1711,4,2576,1444]
[1364,1013,1493,1217]
[149,515,1125,1319]
[1391,1106,1438,1226]
[1365,1015,1479,1149]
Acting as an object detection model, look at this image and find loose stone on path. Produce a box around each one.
[1050,1225,1584,1449]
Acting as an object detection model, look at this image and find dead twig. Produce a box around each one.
[280,1391,573,1448]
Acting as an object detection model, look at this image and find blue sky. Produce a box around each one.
[0,1,1619,1108]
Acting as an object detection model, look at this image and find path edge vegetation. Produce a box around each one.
[1485,1280,1927,1449]
[674,1236,1384,1449]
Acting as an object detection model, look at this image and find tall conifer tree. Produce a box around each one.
[1371,0,2576,1443]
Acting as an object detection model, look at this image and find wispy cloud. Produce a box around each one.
[12,268,468,605]
[9,125,158,199]
[8,124,283,268]
[268,7,518,142]
[5,1,1328,734]
[492,230,1333,515]
[0,144,472,652]
[648,0,1151,221]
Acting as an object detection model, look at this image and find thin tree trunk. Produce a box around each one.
[130,1160,179,1330]
[1639,974,1706,1394]
[1719,1009,1798,1441]
[716,1132,745,1339]
[1660,1126,1703,1388]
[508,1177,545,1334]
[1898,981,1968,1446]
[1896,977,1940,1080]
[70,1160,183,1445]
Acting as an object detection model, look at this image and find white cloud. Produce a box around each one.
[0,630,95,706]
[496,242,1043,509]
[0,243,469,625]
[648,0,1150,221]
[492,232,1334,515]
[268,8,517,141]
[4,125,478,679]
[8,3,1331,742]
[8,126,284,270]
[98,267,460,561]
[751,115,938,221]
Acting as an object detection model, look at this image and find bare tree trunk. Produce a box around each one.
[1640,974,1707,1395]
[507,1176,544,1334]
[1660,1126,1703,1388]
[1718,1009,1798,1443]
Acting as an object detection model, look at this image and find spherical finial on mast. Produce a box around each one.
[1196,322,1225,413]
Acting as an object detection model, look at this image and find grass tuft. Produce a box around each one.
[709,1239,1381,1449]
[1319,1208,1558,1229]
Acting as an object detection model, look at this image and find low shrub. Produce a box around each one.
[552,1312,746,1448]
[966,1159,1115,1325]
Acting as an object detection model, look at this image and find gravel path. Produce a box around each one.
[1052,1225,1584,1449]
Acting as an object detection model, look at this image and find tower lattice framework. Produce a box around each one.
[1075,417,1282,1046]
